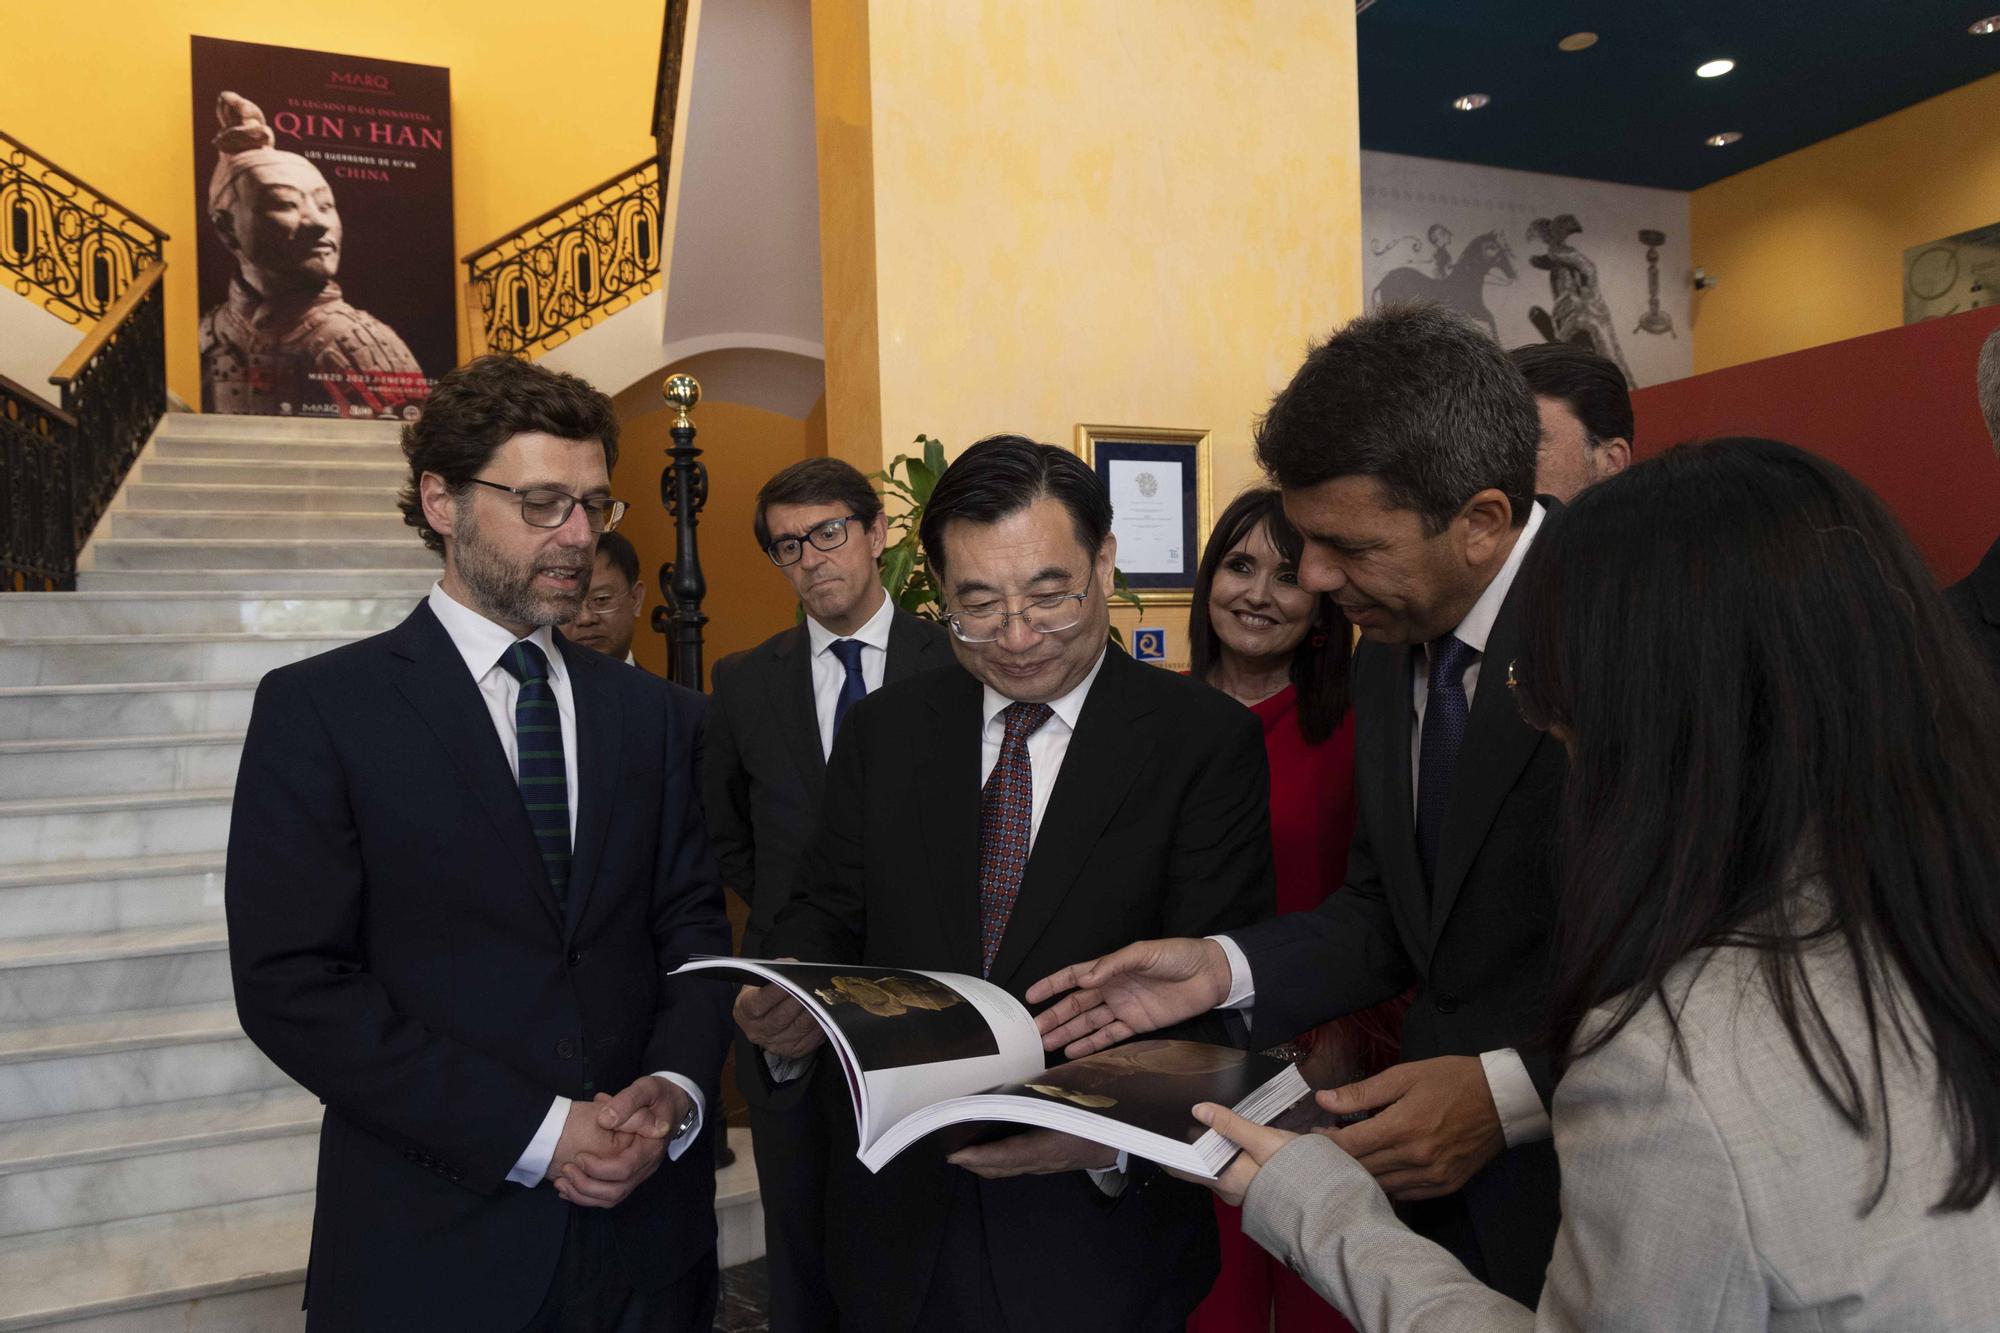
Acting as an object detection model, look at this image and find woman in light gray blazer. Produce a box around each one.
[1197,439,2000,1331]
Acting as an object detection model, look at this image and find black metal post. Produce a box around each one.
[651,374,709,689]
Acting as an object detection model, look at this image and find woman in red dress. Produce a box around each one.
[1185,487,1404,1333]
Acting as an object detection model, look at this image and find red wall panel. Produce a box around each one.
[1632,306,2000,584]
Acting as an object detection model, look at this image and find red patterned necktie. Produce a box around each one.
[977,701,1054,975]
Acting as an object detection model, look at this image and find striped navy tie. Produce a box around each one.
[499,640,570,909]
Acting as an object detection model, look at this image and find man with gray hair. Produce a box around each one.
[1945,325,2000,676]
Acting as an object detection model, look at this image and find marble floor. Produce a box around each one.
[715,1257,772,1332]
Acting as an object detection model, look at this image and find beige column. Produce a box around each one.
[812,0,1364,656]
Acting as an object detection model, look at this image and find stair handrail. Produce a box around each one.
[0,258,169,591]
[461,157,662,360]
[0,128,168,326]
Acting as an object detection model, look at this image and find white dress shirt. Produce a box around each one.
[976,648,1107,843]
[1212,503,1553,1148]
[806,588,895,758]
[425,584,706,1186]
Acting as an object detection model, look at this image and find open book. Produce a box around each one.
[675,956,1308,1178]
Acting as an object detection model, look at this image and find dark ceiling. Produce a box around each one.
[1357,0,2000,190]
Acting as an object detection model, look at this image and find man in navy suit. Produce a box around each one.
[227,355,732,1331]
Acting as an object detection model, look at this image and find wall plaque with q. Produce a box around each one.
[1073,424,1213,605]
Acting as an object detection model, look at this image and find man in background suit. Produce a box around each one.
[1509,341,1632,502]
[567,530,647,665]
[702,457,952,1332]
[1035,306,1567,1306]
[227,356,732,1331]
[1946,325,2000,679]
[734,437,1275,1332]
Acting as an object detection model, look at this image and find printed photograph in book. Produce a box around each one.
[189,35,454,420]
[803,970,999,1070]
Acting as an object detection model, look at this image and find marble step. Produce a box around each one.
[138,458,405,489]
[103,510,408,540]
[0,1190,310,1332]
[123,481,400,513]
[154,414,401,444]
[0,923,233,1024]
[0,632,360,686]
[0,1088,319,1240]
[715,1124,764,1270]
[0,733,241,799]
[151,437,404,464]
[0,854,224,940]
[83,538,425,572]
[76,568,436,594]
[0,788,232,865]
[0,591,411,639]
[0,1002,288,1122]
[0,682,255,743]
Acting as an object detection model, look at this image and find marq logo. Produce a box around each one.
[331,71,392,91]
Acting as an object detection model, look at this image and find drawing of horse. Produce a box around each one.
[1371,230,1516,337]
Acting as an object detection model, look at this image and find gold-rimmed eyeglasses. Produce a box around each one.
[466,478,627,532]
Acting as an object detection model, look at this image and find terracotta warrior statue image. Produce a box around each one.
[200,91,425,417]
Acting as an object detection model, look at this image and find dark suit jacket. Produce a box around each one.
[225,600,734,1331]
[704,608,954,954]
[1231,527,1565,1306]
[1946,535,2000,683]
[764,647,1276,1332]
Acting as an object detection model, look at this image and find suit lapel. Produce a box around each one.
[883,608,945,685]
[770,623,826,787]
[916,668,986,974]
[558,635,620,937]
[1430,586,1543,947]
[387,603,563,932]
[987,651,1154,988]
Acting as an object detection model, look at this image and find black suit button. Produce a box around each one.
[556,1038,576,1059]
[566,948,582,969]
[1435,991,1461,1014]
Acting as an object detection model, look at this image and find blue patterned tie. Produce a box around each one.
[498,640,569,909]
[1416,634,1477,887]
[829,638,868,738]
[977,702,1054,976]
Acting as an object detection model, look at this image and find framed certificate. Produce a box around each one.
[1074,424,1214,605]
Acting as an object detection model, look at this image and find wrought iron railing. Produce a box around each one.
[0,261,168,590]
[0,373,78,591]
[462,159,662,359]
[0,129,167,326]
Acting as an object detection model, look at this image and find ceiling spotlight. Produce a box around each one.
[1696,58,1736,78]
[1558,32,1598,51]
[1972,15,2000,33]
[1452,93,1492,111]
[1706,131,1743,147]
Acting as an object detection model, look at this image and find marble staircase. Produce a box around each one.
[0,412,764,1330]
[0,415,431,1330]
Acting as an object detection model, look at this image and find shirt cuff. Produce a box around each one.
[1480,1048,1551,1147]
[765,1048,815,1084]
[508,1095,571,1186]
[651,1071,706,1162]
[1086,1149,1131,1195]
[1209,934,1256,1010]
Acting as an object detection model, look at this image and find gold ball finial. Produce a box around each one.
[662,374,701,427]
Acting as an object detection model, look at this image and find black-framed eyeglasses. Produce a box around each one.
[944,586,1093,644]
[466,478,627,533]
[765,513,861,568]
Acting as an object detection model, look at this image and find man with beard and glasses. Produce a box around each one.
[226,355,732,1331]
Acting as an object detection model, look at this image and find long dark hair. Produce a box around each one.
[1512,437,2000,1212]
[1188,488,1350,743]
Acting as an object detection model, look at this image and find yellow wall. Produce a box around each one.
[1691,71,2000,374]
[813,0,1361,657]
[608,388,826,679]
[1,0,664,406]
